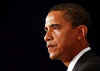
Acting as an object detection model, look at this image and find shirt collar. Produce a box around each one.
[67,47,91,71]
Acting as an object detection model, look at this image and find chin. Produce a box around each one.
[49,54,56,60]
[49,53,60,60]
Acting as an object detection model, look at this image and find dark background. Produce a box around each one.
[0,0,99,71]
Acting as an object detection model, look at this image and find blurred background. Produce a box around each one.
[0,0,99,71]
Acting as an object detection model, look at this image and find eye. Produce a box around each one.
[51,24,61,30]
[53,26,58,29]
[53,25,61,30]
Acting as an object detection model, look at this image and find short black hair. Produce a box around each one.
[48,3,91,28]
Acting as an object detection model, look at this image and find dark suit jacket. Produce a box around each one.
[73,50,100,71]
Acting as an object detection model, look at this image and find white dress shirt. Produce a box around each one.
[67,47,91,71]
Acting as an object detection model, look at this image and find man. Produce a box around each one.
[44,3,100,71]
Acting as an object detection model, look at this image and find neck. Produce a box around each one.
[62,40,88,67]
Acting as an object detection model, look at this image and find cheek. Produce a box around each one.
[53,31,67,45]
[56,31,72,47]
[53,29,74,47]
[54,30,61,36]
[53,31,63,42]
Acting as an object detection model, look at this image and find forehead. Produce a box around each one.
[46,11,64,21]
[45,11,67,26]
[47,11,64,18]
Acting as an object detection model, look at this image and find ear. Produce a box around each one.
[77,25,88,40]
[81,25,88,38]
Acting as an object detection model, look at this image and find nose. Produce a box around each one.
[44,31,53,42]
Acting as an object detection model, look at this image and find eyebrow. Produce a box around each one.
[44,24,61,31]
[50,24,61,27]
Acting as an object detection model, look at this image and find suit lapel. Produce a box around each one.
[72,50,94,71]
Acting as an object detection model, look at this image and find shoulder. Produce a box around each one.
[78,50,100,71]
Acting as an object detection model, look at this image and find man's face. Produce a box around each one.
[44,11,78,60]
